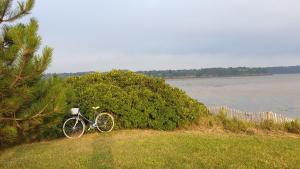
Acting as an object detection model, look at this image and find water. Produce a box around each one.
[167,74,300,118]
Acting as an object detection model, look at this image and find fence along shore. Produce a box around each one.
[208,106,293,123]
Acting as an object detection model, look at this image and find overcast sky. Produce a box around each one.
[29,0,300,73]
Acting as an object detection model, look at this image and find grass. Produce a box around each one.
[0,130,300,169]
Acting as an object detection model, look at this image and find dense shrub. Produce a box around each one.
[214,110,300,135]
[260,120,274,131]
[0,126,18,146]
[67,70,208,130]
[259,119,284,131]
[216,111,249,133]
[285,120,300,134]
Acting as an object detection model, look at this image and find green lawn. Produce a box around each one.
[0,130,299,169]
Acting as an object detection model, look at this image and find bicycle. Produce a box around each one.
[62,106,114,139]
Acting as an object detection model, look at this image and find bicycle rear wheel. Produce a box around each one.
[63,117,85,138]
[96,113,114,132]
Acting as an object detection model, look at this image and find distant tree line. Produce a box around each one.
[48,66,300,79]
[264,66,300,74]
[45,71,95,78]
[137,66,300,78]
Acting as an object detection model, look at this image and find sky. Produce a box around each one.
[28,0,300,73]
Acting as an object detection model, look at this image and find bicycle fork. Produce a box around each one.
[72,117,80,130]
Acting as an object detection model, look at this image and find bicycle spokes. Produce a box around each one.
[96,113,114,132]
[63,118,85,138]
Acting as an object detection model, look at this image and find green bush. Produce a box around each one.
[260,119,281,131]
[67,70,208,130]
[285,120,300,134]
[216,110,249,133]
[260,120,274,130]
[0,126,18,146]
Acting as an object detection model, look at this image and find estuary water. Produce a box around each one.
[167,74,300,118]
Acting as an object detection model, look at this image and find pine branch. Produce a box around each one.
[13,111,22,128]
[0,0,10,21]
[0,117,23,121]
[9,51,30,88]
[30,101,51,119]
[0,96,57,121]
[8,19,39,88]
[0,0,35,24]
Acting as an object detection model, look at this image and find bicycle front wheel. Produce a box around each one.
[96,113,114,132]
[63,117,85,139]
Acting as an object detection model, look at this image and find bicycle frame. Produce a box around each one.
[77,112,94,124]
[74,111,98,130]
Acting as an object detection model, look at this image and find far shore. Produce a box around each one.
[164,73,300,80]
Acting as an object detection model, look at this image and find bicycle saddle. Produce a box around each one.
[92,106,100,110]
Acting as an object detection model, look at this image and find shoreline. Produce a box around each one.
[164,73,300,80]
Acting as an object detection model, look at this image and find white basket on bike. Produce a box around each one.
[71,108,79,115]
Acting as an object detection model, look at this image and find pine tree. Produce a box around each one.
[0,0,68,146]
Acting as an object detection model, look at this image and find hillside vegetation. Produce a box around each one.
[1,130,300,169]
[67,70,208,130]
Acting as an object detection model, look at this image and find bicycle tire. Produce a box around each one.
[62,117,85,138]
[95,113,114,132]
